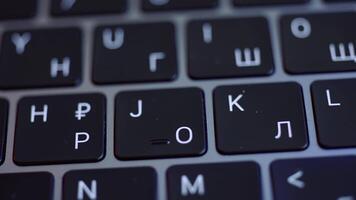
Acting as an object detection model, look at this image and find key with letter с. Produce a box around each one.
[281,12,356,74]
[214,82,308,154]
[14,94,106,165]
[0,28,82,89]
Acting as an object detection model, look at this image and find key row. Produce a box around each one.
[0,79,355,165]
[1,156,356,200]
[6,0,345,21]
[1,12,356,89]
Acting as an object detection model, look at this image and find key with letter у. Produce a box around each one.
[14,94,106,165]
[214,82,308,154]
[281,12,356,74]
[0,28,82,89]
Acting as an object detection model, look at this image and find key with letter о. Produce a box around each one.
[14,94,106,165]
[167,162,262,200]
[115,88,206,160]
[281,12,356,74]
[214,82,308,154]
[0,28,82,89]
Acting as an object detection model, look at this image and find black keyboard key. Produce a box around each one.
[188,17,274,79]
[0,28,82,89]
[115,88,206,160]
[0,172,54,200]
[281,12,356,74]
[234,0,308,6]
[167,162,262,200]
[51,0,126,16]
[63,167,156,200]
[214,82,308,154]
[271,156,356,200]
[142,0,217,11]
[93,23,177,84]
[14,94,106,165]
[0,99,8,165]
[0,0,37,20]
[311,79,356,148]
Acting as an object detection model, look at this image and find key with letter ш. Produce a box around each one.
[281,12,356,74]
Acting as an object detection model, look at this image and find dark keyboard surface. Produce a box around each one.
[0,0,356,200]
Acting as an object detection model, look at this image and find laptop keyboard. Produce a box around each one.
[0,0,356,200]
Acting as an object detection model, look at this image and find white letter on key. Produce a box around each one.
[176,126,193,144]
[102,28,124,50]
[275,121,293,139]
[130,99,143,118]
[326,89,341,107]
[77,180,97,200]
[202,23,213,44]
[149,52,166,72]
[75,132,90,150]
[181,175,205,196]
[228,94,244,112]
[75,102,92,120]
[234,48,261,67]
[11,33,31,55]
[30,105,48,123]
[291,18,311,39]
[329,43,356,63]
[51,57,71,78]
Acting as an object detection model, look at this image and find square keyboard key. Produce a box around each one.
[93,22,177,84]
[115,88,206,160]
[51,0,126,16]
[63,167,156,200]
[312,79,356,148]
[0,98,8,165]
[188,17,274,79]
[14,94,106,165]
[271,156,356,200]
[281,12,356,74]
[214,82,308,154]
[167,162,262,200]
[0,0,37,20]
[0,172,54,200]
[0,28,82,89]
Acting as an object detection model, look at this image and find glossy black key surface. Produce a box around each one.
[93,23,177,84]
[0,99,8,164]
[188,18,274,79]
[0,28,82,89]
[115,88,206,160]
[311,79,356,148]
[14,94,106,165]
[0,172,54,200]
[281,12,356,74]
[51,0,126,16]
[214,82,308,154]
[142,0,217,11]
[0,0,37,20]
[167,162,262,200]
[63,167,156,200]
[234,0,308,6]
[271,156,356,200]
